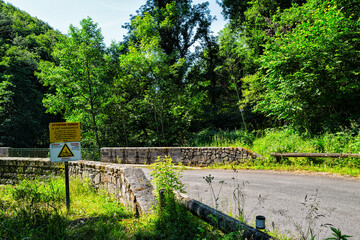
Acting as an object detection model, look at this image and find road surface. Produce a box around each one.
[141,168,359,239]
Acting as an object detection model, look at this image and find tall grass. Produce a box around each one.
[189,128,360,176]
[0,177,133,239]
[189,129,255,147]
[0,174,235,239]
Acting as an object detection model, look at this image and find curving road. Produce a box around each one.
[141,168,360,239]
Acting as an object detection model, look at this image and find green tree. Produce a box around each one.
[0,47,42,147]
[113,1,215,145]
[114,8,202,146]
[0,1,59,147]
[124,0,214,87]
[257,0,360,132]
[38,17,110,147]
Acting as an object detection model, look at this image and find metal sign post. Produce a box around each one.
[49,122,81,212]
[64,161,70,210]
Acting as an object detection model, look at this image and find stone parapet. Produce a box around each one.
[101,147,262,166]
[0,147,9,157]
[68,160,155,214]
[0,157,63,184]
[0,157,155,215]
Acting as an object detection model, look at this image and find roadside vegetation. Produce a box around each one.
[0,175,228,239]
[0,157,353,239]
[189,128,360,177]
[0,177,134,239]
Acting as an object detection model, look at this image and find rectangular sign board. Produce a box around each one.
[49,122,80,143]
[50,142,81,162]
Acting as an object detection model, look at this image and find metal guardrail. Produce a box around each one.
[7,148,100,161]
[159,190,276,240]
[8,148,49,158]
[271,152,360,158]
[271,152,360,163]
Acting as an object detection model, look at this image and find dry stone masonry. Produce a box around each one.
[0,147,9,157]
[0,157,63,184]
[68,160,155,214]
[101,147,262,166]
[0,157,155,215]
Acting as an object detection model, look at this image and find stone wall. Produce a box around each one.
[0,147,10,157]
[0,157,64,184]
[0,157,155,215]
[101,147,262,166]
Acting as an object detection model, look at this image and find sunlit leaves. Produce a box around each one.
[257,0,360,132]
[38,17,109,147]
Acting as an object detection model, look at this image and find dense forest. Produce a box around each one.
[1,0,359,148]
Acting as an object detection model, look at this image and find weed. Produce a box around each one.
[325,227,352,240]
[203,174,225,211]
[150,156,234,239]
[150,155,185,197]
[232,181,248,223]
[116,156,122,164]
[270,188,336,240]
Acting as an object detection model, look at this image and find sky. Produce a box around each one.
[5,0,228,46]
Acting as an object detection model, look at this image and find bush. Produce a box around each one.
[189,129,255,147]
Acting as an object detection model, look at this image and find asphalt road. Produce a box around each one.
[141,168,360,239]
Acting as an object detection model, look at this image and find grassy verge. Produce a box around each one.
[0,176,233,240]
[1,159,353,240]
[189,128,360,177]
[0,177,134,239]
[206,161,360,177]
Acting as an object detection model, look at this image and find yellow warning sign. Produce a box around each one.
[58,143,75,158]
[49,122,81,143]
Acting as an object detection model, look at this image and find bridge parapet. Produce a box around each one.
[0,157,155,215]
[101,147,262,166]
[0,147,9,157]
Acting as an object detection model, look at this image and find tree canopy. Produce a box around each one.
[0,0,60,147]
[1,0,360,147]
[38,18,110,148]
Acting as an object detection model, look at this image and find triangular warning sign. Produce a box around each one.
[58,143,74,158]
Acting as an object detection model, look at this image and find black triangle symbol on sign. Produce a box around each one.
[58,143,74,158]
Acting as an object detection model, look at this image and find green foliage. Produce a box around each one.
[149,155,232,239]
[189,128,255,147]
[195,127,360,174]
[218,0,360,135]
[0,177,133,239]
[113,5,204,146]
[152,191,210,239]
[150,155,185,195]
[325,227,352,240]
[252,128,316,157]
[0,178,66,239]
[38,17,110,148]
[2,0,360,150]
[127,0,213,62]
[0,1,60,147]
[257,0,360,133]
[10,178,64,204]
